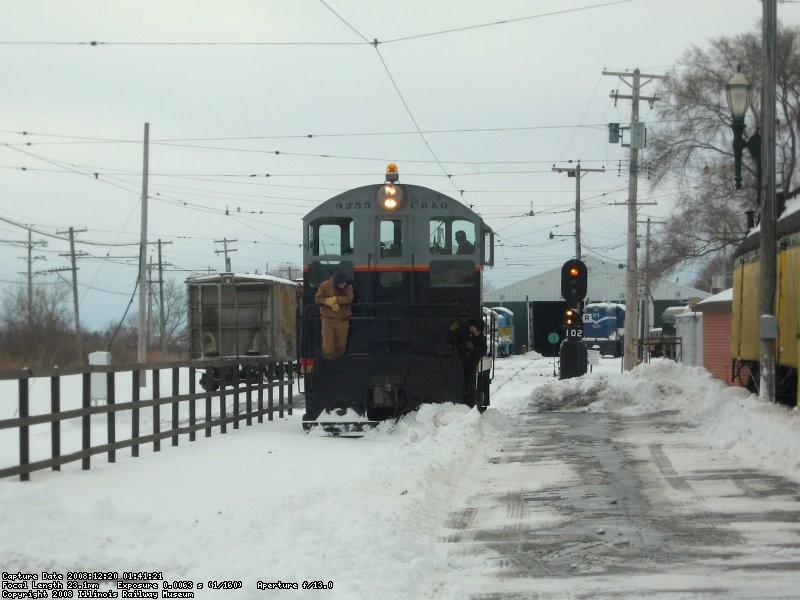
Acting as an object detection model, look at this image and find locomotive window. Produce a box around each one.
[309,219,353,256]
[452,220,476,255]
[379,219,403,259]
[430,260,475,287]
[429,218,476,255]
[429,219,448,254]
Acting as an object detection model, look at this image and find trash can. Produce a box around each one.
[89,351,112,404]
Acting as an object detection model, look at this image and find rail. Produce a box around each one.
[0,357,296,481]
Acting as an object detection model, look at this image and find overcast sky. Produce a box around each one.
[0,0,793,329]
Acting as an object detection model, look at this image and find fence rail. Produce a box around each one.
[0,357,296,481]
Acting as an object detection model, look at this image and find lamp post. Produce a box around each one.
[726,70,761,201]
[726,68,776,403]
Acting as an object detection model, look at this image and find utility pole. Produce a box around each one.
[760,0,777,402]
[640,217,665,340]
[139,123,150,386]
[604,68,667,371]
[156,238,172,358]
[214,238,237,272]
[552,161,605,259]
[56,226,88,363]
[1,228,47,325]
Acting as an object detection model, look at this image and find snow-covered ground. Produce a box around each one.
[1,353,798,599]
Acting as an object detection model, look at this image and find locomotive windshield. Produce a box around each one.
[308,218,353,256]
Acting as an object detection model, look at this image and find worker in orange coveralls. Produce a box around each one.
[314,271,354,359]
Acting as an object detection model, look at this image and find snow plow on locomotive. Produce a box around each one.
[300,165,496,433]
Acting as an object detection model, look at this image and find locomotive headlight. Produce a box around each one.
[378,182,403,210]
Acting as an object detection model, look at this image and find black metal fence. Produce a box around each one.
[0,357,297,481]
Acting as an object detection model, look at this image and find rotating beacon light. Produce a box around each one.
[378,163,404,210]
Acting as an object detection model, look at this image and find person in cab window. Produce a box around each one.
[315,271,354,360]
[455,230,475,255]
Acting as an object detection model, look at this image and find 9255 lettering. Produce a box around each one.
[334,202,370,210]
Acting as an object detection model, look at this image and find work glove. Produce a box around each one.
[331,303,340,312]
[324,296,338,307]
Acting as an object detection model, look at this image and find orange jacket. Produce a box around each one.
[315,276,354,320]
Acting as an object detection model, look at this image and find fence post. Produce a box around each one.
[153,368,161,452]
[233,365,240,430]
[82,372,91,471]
[19,378,29,482]
[189,366,197,442]
[257,363,265,424]
[205,373,212,438]
[172,367,179,447]
[267,368,274,421]
[287,363,293,416]
[50,375,61,472]
[132,370,140,457]
[107,371,116,463]
[278,367,285,419]
[220,375,227,434]
[245,365,253,427]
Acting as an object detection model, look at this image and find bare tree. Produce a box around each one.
[648,24,800,281]
[0,281,74,367]
[152,277,188,356]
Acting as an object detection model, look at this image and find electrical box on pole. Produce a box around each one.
[630,122,647,149]
[609,123,620,144]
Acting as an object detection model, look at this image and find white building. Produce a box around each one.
[484,255,711,329]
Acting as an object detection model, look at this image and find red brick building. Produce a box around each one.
[695,290,743,387]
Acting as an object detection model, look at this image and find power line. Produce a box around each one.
[0,1,635,48]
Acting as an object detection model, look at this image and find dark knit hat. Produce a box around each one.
[333,271,349,287]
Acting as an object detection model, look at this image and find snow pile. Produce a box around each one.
[528,358,800,477]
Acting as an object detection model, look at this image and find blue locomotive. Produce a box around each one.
[582,302,625,357]
[300,165,495,432]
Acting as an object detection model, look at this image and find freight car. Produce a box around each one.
[186,273,299,390]
[300,164,495,432]
[731,205,799,406]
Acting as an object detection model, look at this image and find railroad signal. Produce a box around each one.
[564,307,578,328]
[560,258,587,303]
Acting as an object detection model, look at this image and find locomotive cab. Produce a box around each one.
[300,166,494,432]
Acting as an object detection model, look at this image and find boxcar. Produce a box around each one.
[186,273,299,390]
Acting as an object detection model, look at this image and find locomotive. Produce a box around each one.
[300,165,496,432]
[582,302,625,357]
[731,204,799,406]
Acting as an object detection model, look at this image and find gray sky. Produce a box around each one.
[0,0,791,328]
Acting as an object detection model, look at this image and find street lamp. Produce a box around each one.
[725,68,761,198]
[726,67,776,404]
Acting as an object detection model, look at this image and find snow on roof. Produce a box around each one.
[186,272,298,286]
[698,288,733,304]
